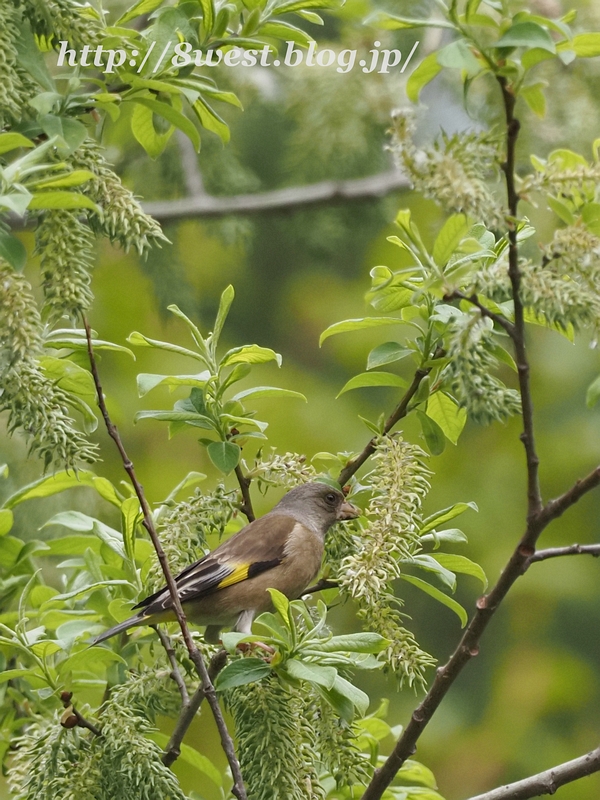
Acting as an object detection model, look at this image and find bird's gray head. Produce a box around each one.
[273,482,360,537]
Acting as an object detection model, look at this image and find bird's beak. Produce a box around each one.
[337,500,361,521]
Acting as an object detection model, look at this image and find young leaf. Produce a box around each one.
[426,392,467,445]
[231,387,307,402]
[367,343,412,370]
[320,317,402,346]
[420,502,478,535]
[432,553,488,590]
[207,441,241,474]
[313,633,389,653]
[267,587,290,621]
[432,214,470,266]
[496,21,556,52]
[221,345,281,367]
[136,372,211,397]
[571,33,600,58]
[400,574,468,627]
[337,372,408,397]
[212,284,235,351]
[406,51,442,103]
[0,509,13,537]
[417,411,446,456]
[284,659,337,689]
[214,658,272,690]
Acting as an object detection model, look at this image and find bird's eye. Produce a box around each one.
[325,492,337,504]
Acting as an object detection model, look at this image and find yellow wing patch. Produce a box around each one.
[217,563,250,589]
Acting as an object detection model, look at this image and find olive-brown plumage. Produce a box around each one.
[94,482,359,644]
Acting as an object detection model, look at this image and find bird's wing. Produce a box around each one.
[133,514,296,615]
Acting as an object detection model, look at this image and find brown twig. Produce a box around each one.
[234,464,255,522]
[498,77,542,523]
[337,364,432,486]
[527,542,600,566]
[162,648,228,767]
[152,626,189,706]
[83,317,247,800]
[465,745,600,800]
[303,578,339,595]
[443,290,516,337]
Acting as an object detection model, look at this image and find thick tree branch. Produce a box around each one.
[498,78,542,523]
[466,745,600,800]
[83,317,247,800]
[141,169,409,221]
[444,290,516,337]
[337,364,432,486]
[162,648,228,767]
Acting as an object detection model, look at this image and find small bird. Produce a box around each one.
[94,482,360,644]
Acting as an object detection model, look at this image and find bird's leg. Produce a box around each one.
[234,610,275,657]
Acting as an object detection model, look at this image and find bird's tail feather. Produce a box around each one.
[92,613,143,645]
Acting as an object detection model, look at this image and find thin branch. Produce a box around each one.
[498,77,543,523]
[538,465,600,527]
[234,464,255,522]
[465,745,600,800]
[83,317,247,800]
[444,290,516,337]
[337,364,432,486]
[162,648,228,768]
[360,79,555,800]
[527,543,600,566]
[303,578,339,595]
[152,626,189,706]
[141,169,409,221]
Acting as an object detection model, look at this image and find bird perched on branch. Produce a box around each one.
[94,482,360,644]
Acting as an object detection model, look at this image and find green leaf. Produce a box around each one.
[131,102,173,159]
[39,356,95,398]
[400,574,468,627]
[212,284,235,351]
[496,21,556,52]
[121,496,140,565]
[396,759,438,789]
[313,633,389,654]
[367,343,412,370]
[433,214,469,266]
[128,331,203,361]
[207,441,241,474]
[366,12,455,30]
[406,554,456,591]
[284,659,337,688]
[521,83,546,117]
[546,195,575,225]
[0,509,13,536]
[214,657,272,690]
[43,512,126,559]
[28,191,98,211]
[417,411,445,456]
[32,170,95,190]
[426,392,467,445]
[53,580,131,602]
[267,588,290,620]
[193,97,230,143]
[420,502,478,535]
[586,375,600,408]
[135,409,214,428]
[42,535,102,556]
[420,528,468,547]
[0,132,34,155]
[134,98,201,152]
[0,668,38,684]
[198,0,215,34]
[337,372,408,398]
[331,675,369,716]
[406,52,442,103]
[571,33,600,58]
[522,47,555,69]
[319,317,402,346]
[0,232,26,271]
[231,386,307,402]
[3,470,108,509]
[116,0,165,25]
[136,372,211,397]
[432,554,488,590]
[59,647,126,674]
[221,345,281,367]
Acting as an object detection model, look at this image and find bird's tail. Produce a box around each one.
[92,613,144,645]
